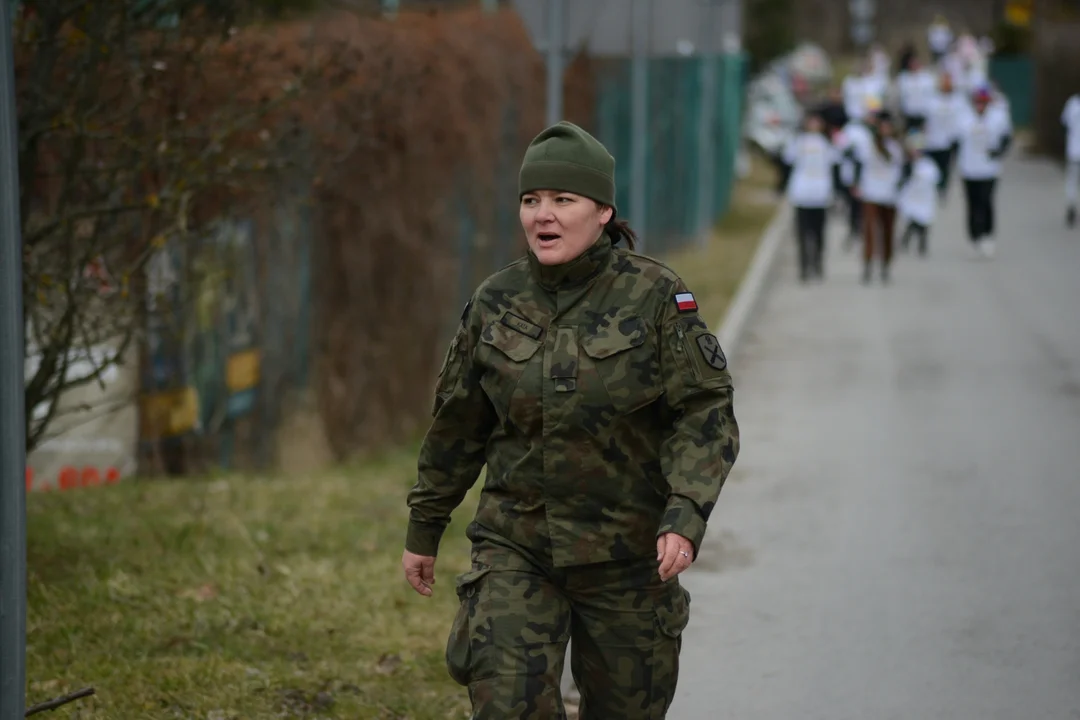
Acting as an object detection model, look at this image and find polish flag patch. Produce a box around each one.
[674,292,698,312]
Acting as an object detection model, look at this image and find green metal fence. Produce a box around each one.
[594,53,748,256]
[138,51,749,473]
[990,55,1034,127]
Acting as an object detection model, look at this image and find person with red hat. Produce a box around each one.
[956,85,1013,258]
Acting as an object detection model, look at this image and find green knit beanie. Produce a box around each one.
[518,121,617,213]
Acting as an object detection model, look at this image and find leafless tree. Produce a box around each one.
[14,0,308,451]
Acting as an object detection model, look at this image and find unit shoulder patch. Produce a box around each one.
[696,333,727,371]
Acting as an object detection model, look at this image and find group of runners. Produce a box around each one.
[781,23,1016,285]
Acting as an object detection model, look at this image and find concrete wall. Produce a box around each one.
[511,0,744,58]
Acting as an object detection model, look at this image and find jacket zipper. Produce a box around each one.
[674,322,701,383]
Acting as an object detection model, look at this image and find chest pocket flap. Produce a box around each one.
[581,325,647,359]
[480,315,543,363]
[581,315,661,414]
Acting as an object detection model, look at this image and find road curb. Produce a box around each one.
[716,200,791,358]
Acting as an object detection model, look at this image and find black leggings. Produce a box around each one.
[901,220,930,254]
[926,147,954,197]
[795,207,827,279]
[904,115,926,134]
[963,178,998,242]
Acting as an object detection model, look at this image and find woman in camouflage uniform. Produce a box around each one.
[402,121,740,719]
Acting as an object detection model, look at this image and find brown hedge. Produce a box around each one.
[226,6,597,459]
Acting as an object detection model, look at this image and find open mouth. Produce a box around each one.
[537,233,561,244]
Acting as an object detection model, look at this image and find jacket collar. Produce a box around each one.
[527,233,613,292]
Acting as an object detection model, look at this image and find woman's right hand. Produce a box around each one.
[402,550,437,597]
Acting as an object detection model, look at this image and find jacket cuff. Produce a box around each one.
[405,520,446,557]
[657,495,708,560]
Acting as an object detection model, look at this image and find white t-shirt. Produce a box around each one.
[871,50,891,83]
[1061,95,1080,162]
[843,75,867,120]
[897,70,938,118]
[941,53,964,84]
[835,121,872,187]
[956,64,987,97]
[928,23,953,54]
[843,74,887,121]
[898,156,942,225]
[783,133,838,208]
[924,92,965,151]
[956,105,1013,179]
[855,136,905,205]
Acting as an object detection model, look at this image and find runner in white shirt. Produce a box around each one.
[898,133,942,256]
[784,114,840,281]
[870,44,891,85]
[834,96,880,248]
[843,58,888,124]
[842,60,870,123]
[957,86,1014,258]
[896,56,938,133]
[923,71,964,201]
[941,49,965,92]
[928,16,953,65]
[1060,93,1080,227]
[849,111,906,284]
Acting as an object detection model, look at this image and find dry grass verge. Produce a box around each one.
[27,448,482,719]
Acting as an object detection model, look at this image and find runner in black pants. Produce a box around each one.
[963,178,997,243]
[956,86,1013,258]
[922,71,964,202]
[783,113,839,281]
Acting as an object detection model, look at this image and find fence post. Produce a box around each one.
[0,0,27,716]
[696,48,718,245]
[545,0,564,126]
[630,0,649,252]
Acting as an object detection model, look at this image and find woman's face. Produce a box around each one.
[520,190,613,266]
[806,115,824,134]
[878,120,895,137]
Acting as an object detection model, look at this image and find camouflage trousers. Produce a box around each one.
[446,536,691,719]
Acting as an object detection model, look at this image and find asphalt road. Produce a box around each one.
[671,155,1080,720]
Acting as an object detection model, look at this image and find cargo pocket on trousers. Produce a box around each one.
[445,567,491,686]
[650,585,691,717]
[655,585,691,640]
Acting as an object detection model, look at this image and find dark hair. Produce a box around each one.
[605,216,637,250]
[871,113,894,160]
[595,202,637,250]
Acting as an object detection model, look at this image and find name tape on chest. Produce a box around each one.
[674,292,698,313]
[500,312,543,340]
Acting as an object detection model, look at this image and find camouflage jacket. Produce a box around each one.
[405,233,740,567]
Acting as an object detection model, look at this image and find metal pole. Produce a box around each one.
[630,0,649,251]
[0,0,27,716]
[545,0,564,127]
[696,0,718,246]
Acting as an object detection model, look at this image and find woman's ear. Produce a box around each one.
[599,204,614,226]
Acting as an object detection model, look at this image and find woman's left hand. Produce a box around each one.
[656,532,695,582]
